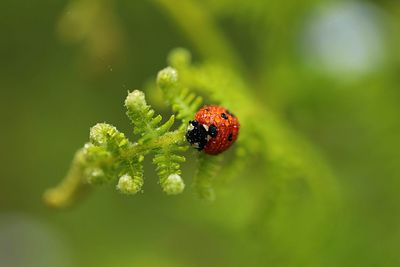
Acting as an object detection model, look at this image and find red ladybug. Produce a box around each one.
[186,105,239,155]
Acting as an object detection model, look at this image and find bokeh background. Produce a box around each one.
[1,0,400,266]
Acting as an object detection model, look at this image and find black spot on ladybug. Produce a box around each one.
[186,120,209,150]
[228,133,233,141]
[221,113,228,120]
[208,124,218,137]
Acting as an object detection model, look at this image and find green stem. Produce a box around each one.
[122,129,186,158]
[43,149,90,208]
[43,129,186,208]
[154,0,243,70]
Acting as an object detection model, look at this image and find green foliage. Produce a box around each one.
[157,66,203,129]
[153,146,186,195]
[125,90,175,144]
[44,53,241,207]
[4,0,400,266]
[44,47,339,213]
[192,153,223,201]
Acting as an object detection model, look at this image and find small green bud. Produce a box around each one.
[82,143,111,163]
[157,67,178,88]
[162,174,185,195]
[116,174,143,195]
[167,48,191,68]
[89,123,129,151]
[85,167,106,185]
[125,90,148,112]
[82,143,116,185]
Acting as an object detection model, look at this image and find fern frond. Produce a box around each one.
[153,145,187,195]
[192,153,223,201]
[89,123,130,154]
[124,89,188,195]
[167,48,339,205]
[84,124,132,184]
[81,143,115,185]
[116,155,144,195]
[125,90,175,144]
[157,67,202,128]
[44,49,256,207]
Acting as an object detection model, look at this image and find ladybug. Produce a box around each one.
[186,105,239,155]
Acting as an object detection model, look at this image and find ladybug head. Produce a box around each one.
[185,120,209,151]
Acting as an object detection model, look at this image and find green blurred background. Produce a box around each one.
[1,0,400,266]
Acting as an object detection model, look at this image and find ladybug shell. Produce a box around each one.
[195,105,239,155]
